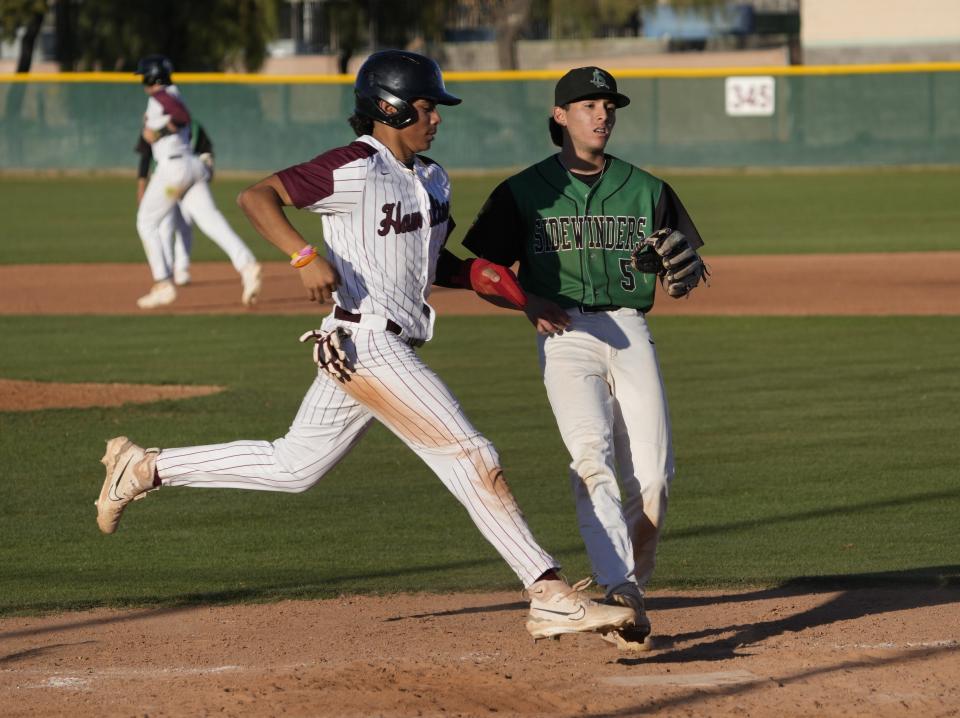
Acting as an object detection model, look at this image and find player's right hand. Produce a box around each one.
[523,294,571,336]
[299,257,340,304]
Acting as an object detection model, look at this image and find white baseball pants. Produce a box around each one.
[136,155,255,282]
[155,326,557,587]
[538,308,674,594]
[159,204,193,276]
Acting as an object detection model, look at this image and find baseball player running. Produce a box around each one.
[135,120,214,286]
[94,51,635,642]
[461,67,708,649]
[133,54,262,309]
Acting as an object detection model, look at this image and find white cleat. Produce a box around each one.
[173,267,191,286]
[136,280,176,309]
[240,262,262,306]
[525,577,635,640]
[95,437,158,534]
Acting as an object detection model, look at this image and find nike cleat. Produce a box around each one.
[95,437,158,534]
[525,577,635,640]
[600,581,654,651]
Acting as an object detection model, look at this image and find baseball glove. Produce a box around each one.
[298,327,354,382]
[631,228,709,298]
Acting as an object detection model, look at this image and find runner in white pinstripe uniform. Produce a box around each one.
[93,50,635,641]
[133,54,262,309]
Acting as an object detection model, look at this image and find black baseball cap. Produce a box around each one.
[554,66,630,108]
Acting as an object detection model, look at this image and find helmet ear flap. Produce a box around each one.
[353,50,459,129]
[354,86,417,129]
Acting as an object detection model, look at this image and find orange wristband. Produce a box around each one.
[290,245,317,268]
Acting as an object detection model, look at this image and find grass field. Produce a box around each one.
[1,167,959,264]
[1,313,958,615]
[1,167,959,617]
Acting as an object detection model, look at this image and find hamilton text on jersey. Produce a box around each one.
[378,195,451,236]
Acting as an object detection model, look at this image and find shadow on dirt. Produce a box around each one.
[574,566,960,716]
[632,565,959,665]
[0,641,97,667]
[594,644,958,717]
[0,550,561,642]
[384,600,529,622]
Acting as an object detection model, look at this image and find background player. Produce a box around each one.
[94,50,636,642]
[135,119,214,286]
[462,66,708,649]
[133,54,262,309]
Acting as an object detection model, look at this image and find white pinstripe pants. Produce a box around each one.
[136,156,255,282]
[156,328,556,587]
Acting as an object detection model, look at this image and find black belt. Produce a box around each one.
[168,154,183,160]
[334,306,423,346]
[578,304,621,313]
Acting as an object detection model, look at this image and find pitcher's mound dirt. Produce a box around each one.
[1,587,958,717]
[0,379,223,412]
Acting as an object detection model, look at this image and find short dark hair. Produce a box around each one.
[348,113,374,137]
[548,104,569,147]
[548,117,563,147]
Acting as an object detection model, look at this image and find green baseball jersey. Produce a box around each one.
[462,154,703,312]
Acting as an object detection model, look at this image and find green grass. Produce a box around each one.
[1,165,957,614]
[1,314,958,615]
[2,167,958,264]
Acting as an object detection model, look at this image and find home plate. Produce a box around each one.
[603,670,759,688]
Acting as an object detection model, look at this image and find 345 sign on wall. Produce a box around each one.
[725,76,776,117]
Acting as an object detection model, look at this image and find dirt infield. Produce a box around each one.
[3,252,960,317]
[2,254,959,716]
[2,587,958,717]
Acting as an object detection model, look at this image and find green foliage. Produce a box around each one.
[68,0,279,72]
[0,0,47,41]
[1,315,959,614]
[326,0,449,71]
[547,0,640,39]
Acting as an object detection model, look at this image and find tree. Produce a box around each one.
[60,0,280,72]
[546,0,637,40]
[0,0,48,73]
[326,0,448,73]
[491,0,533,70]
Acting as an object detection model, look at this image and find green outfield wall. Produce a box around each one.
[2,64,959,172]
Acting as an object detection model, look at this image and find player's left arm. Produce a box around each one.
[643,182,709,298]
[654,182,704,249]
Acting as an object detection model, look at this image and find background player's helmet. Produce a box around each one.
[136,55,174,86]
[354,50,461,129]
